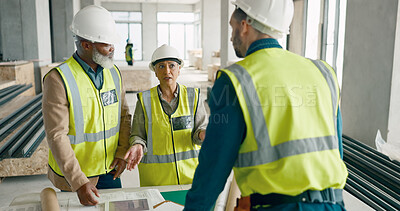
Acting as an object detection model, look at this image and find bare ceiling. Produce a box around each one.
[100,0,200,4]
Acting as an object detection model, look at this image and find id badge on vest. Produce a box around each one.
[101,89,118,106]
[172,116,192,131]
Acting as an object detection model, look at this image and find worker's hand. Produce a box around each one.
[124,144,144,171]
[199,130,206,141]
[109,158,127,180]
[76,182,99,206]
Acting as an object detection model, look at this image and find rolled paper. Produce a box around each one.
[40,187,60,211]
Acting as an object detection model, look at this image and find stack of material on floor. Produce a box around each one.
[207,50,221,83]
[0,84,32,106]
[0,93,47,177]
[188,49,202,69]
[40,62,62,90]
[0,94,44,160]
[0,61,36,96]
[119,65,153,92]
[343,135,400,210]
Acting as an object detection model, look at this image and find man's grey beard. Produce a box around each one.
[92,47,114,69]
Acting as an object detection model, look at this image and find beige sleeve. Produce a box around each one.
[42,69,89,192]
[192,93,208,145]
[114,78,132,159]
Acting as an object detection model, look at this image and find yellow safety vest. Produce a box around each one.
[218,48,348,197]
[138,84,201,186]
[47,56,122,177]
[125,44,133,62]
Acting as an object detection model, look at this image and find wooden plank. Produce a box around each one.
[0,61,35,96]
[0,80,16,90]
[0,138,48,177]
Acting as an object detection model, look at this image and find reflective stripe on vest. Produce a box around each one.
[140,87,199,164]
[58,63,121,144]
[227,61,338,168]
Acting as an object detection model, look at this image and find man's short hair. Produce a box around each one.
[74,36,91,51]
[232,7,247,22]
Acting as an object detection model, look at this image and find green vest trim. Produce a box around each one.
[140,86,199,164]
[58,63,121,144]
[225,60,339,168]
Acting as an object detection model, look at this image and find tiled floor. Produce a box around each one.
[0,65,373,210]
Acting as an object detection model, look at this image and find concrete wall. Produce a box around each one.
[1,0,25,60]
[202,0,221,70]
[157,3,193,12]
[220,0,236,68]
[81,0,95,8]
[0,0,52,93]
[194,1,201,12]
[0,13,2,60]
[142,4,157,61]
[289,0,306,56]
[341,0,399,147]
[387,2,400,145]
[102,2,141,11]
[50,0,78,62]
[35,0,52,67]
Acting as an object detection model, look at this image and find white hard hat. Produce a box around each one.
[231,0,294,38]
[70,5,119,44]
[149,44,184,71]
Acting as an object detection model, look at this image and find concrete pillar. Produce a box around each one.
[81,0,95,8]
[289,0,307,56]
[220,0,236,68]
[387,2,400,146]
[0,0,52,93]
[0,14,2,60]
[341,0,399,147]
[142,4,157,61]
[50,0,80,62]
[202,0,221,70]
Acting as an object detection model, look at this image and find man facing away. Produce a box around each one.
[42,5,131,206]
[184,0,348,210]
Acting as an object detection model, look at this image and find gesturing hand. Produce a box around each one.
[124,144,144,171]
[77,182,99,206]
[109,158,127,180]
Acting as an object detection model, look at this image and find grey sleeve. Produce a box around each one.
[129,99,148,153]
[192,93,208,145]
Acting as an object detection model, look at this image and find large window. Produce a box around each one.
[111,12,143,61]
[157,12,198,60]
[303,0,346,87]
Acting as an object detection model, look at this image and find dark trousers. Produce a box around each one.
[255,202,345,211]
[61,171,122,192]
[96,171,122,189]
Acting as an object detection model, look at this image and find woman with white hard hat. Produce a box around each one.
[124,44,208,186]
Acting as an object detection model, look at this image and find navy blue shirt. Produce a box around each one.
[184,38,343,210]
[73,52,104,90]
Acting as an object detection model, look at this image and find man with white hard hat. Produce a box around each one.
[184,0,348,210]
[42,5,131,206]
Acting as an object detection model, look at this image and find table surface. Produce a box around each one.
[10,184,192,206]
